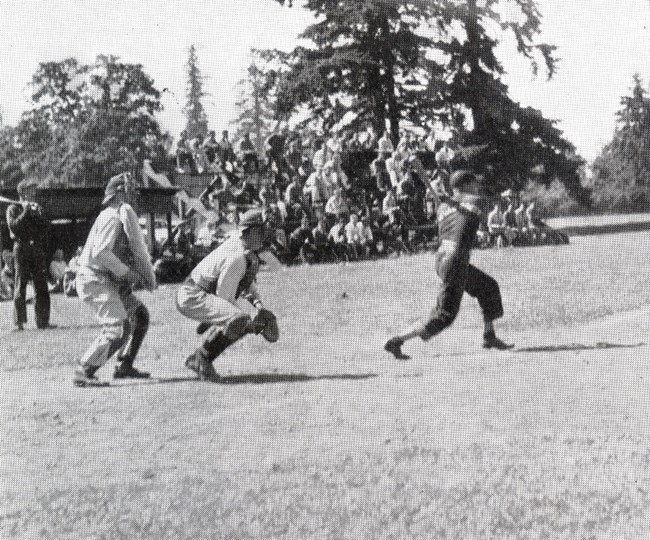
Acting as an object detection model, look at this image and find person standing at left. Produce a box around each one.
[6,179,52,331]
[73,172,156,387]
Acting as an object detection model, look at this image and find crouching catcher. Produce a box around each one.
[385,170,512,360]
[73,173,157,387]
[176,209,279,382]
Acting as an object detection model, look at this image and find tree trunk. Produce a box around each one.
[465,0,486,139]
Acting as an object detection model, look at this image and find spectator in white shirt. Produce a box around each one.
[377,130,394,154]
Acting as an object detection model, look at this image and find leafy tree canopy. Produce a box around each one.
[13,55,168,187]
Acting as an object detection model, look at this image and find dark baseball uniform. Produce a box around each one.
[421,197,503,339]
[6,202,51,328]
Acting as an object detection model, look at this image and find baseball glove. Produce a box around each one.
[252,308,279,343]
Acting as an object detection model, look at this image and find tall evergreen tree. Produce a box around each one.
[591,74,650,211]
[183,45,209,139]
[437,0,584,197]
[267,0,584,198]
[264,0,445,143]
[231,58,277,156]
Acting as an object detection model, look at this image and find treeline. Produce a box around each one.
[0,1,645,216]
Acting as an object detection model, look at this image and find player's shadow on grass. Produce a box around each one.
[217,372,378,385]
[516,342,644,353]
[111,373,377,387]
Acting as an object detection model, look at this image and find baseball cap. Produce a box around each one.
[239,209,266,231]
[450,170,483,194]
[102,172,130,205]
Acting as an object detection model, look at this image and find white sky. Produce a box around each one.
[0,0,648,162]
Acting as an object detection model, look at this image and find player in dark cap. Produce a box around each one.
[6,178,52,330]
[384,170,513,359]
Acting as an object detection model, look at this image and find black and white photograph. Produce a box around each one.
[2,0,650,538]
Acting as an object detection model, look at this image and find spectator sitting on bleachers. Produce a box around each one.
[218,130,236,165]
[238,132,259,173]
[49,248,67,293]
[396,164,417,215]
[382,187,400,217]
[370,151,391,194]
[424,129,437,152]
[435,140,455,173]
[202,130,219,165]
[328,153,351,191]
[386,149,404,188]
[382,209,411,256]
[284,139,303,176]
[263,203,288,254]
[328,214,349,261]
[344,213,364,260]
[312,139,327,171]
[377,130,394,154]
[0,249,15,301]
[265,126,289,173]
[326,132,344,157]
[312,216,338,263]
[359,216,376,259]
[325,187,350,224]
[304,166,329,210]
[176,130,197,174]
[476,221,491,249]
[526,201,540,243]
[284,175,303,207]
[502,201,519,245]
[259,181,279,207]
[514,200,529,242]
[487,201,508,248]
[359,123,377,150]
[288,215,317,265]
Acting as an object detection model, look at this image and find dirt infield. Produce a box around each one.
[2,233,650,539]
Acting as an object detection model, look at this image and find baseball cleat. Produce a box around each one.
[113,363,151,379]
[73,365,109,388]
[185,353,220,382]
[483,333,514,350]
[384,338,411,360]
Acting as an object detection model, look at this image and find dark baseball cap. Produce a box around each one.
[450,170,484,194]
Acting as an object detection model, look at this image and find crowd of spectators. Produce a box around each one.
[169,122,565,269]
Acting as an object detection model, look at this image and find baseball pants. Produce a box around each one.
[421,250,503,340]
[176,281,250,329]
[13,241,50,328]
[76,271,144,369]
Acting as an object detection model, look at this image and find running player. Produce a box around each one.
[384,170,513,359]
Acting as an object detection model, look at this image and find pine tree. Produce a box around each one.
[267,0,584,199]
[231,58,276,156]
[591,74,650,211]
[183,45,209,139]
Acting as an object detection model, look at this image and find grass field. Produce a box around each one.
[3,232,650,539]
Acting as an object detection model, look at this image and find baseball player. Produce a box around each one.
[384,170,513,360]
[73,172,157,387]
[176,208,279,382]
[6,179,52,330]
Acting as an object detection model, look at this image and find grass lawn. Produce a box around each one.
[2,232,650,539]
